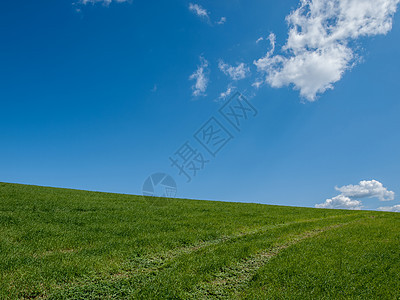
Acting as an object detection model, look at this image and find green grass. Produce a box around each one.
[0,182,398,299]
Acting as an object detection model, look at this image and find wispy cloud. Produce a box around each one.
[218,60,250,81]
[73,0,129,12]
[79,0,129,5]
[254,0,400,101]
[189,3,210,22]
[316,180,395,210]
[218,85,235,101]
[255,33,275,46]
[189,3,226,25]
[189,56,209,97]
[217,17,227,25]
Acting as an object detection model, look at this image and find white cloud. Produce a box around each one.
[316,195,363,210]
[256,33,276,46]
[254,0,400,101]
[217,17,227,25]
[316,180,395,210]
[189,3,226,25]
[336,180,395,201]
[378,204,400,212]
[218,60,250,81]
[218,85,235,100]
[79,0,128,5]
[189,57,209,97]
[252,81,263,89]
[189,3,210,21]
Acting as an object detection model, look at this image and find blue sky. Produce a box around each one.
[1,0,400,211]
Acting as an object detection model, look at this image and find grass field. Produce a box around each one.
[0,182,399,299]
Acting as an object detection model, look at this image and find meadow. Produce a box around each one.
[0,182,399,299]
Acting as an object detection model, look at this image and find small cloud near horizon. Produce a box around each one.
[316,180,395,210]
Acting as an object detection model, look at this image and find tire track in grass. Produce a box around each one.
[117,212,367,276]
[49,213,368,298]
[98,213,360,282]
[188,219,365,299]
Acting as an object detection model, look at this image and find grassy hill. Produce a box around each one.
[0,182,399,299]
